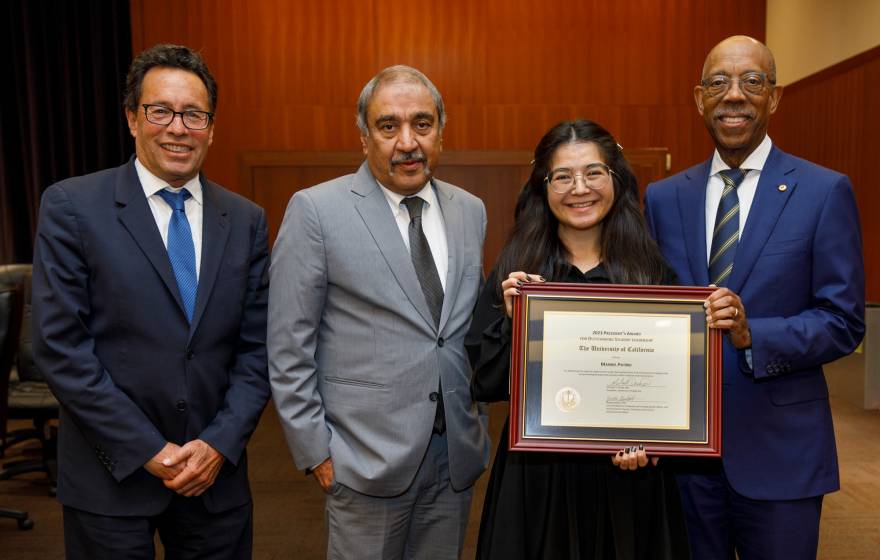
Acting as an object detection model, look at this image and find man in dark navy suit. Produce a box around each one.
[32,44,270,559]
[645,36,864,559]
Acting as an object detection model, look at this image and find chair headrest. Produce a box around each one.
[0,264,32,303]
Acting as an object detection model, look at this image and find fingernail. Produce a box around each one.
[638,443,644,451]
[538,276,546,282]
[617,450,623,456]
[516,280,523,286]
[514,289,520,295]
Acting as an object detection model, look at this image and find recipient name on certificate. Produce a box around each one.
[540,311,691,430]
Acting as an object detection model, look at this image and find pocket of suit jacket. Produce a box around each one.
[323,376,386,389]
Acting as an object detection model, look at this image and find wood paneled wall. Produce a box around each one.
[771,45,880,302]
[239,148,669,270]
[130,0,765,196]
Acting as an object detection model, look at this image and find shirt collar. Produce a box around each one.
[562,262,611,283]
[376,178,438,215]
[709,135,773,176]
[135,158,203,205]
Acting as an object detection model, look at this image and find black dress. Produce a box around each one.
[465,264,690,560]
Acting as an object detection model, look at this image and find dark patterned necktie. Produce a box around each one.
[402,197,444,326]
[709,168,746,286]
[157,188,197,323]
[402,196,446,433]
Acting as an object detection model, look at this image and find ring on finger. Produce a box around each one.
[733,307,739,318]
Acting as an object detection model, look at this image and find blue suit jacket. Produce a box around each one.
[645,146,864,500]
[32,158,270,516]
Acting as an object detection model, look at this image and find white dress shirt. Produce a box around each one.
[377,180,448,290]
[704,134,773,262]
[135,158,204,279]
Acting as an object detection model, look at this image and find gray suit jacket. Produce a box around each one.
[268,162,489,496]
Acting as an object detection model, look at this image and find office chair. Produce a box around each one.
[0,264,58,495]
[0,283,34,529]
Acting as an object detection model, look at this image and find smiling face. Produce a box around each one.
[360,80,442,196]
[125,67,214,187]
[546,142,615,237]
[695,37,781,168]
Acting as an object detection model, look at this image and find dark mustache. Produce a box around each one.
[714,110,755,119]
[391,152,427,166]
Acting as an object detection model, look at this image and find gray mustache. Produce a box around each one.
[391,152,427,166]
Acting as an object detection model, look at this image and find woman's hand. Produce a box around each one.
[502,272,545,318]
[611,444,659,470]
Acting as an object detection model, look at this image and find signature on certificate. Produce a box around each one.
[607,376,651,388]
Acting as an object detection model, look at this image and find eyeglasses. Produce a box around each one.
[544,163,615,194]
[142,104,214,130]
[699,72,775,97]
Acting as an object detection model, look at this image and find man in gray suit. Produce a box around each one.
[268,65,490,559]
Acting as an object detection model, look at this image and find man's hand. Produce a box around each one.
[312,457,334,493]
[144,442,185,479]
[162,439,225,497]
[705,286,751,349]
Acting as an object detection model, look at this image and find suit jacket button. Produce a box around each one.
[429,392,439,402]
[186,350,195,360]
[176,400,187,412]
[437,337,445,347]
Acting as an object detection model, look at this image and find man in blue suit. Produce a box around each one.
[645,36,864,559]
[32,44,270,559]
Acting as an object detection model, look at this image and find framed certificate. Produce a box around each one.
[509,283,721,457]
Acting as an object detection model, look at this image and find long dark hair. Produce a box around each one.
[494,119,668,299]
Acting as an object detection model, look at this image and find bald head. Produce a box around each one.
[702,35,776,83]
[694,35,782,168]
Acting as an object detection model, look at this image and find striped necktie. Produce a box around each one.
[157,188,197,323]
[709,168,746,286]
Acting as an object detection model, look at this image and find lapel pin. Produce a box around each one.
[778,184,788,192]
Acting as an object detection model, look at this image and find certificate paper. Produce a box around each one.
[540,311,690,430]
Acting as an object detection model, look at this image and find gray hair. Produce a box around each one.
[356,65,446,135]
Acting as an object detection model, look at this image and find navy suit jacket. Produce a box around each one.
[645,146,864,501]
[32,158,270,516]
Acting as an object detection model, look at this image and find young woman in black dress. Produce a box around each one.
[465,119,689,559]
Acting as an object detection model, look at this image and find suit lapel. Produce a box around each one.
[728,147,796,293]
[351,163,436,331]
[189,178,230,338]
[434,180,461,334]
[114,161,185,314]
[676,160,711,286]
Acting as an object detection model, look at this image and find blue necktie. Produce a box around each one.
[157,188,197,322]
[709,168,746,286]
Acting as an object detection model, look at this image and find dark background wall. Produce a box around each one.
[0,0,132,263]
